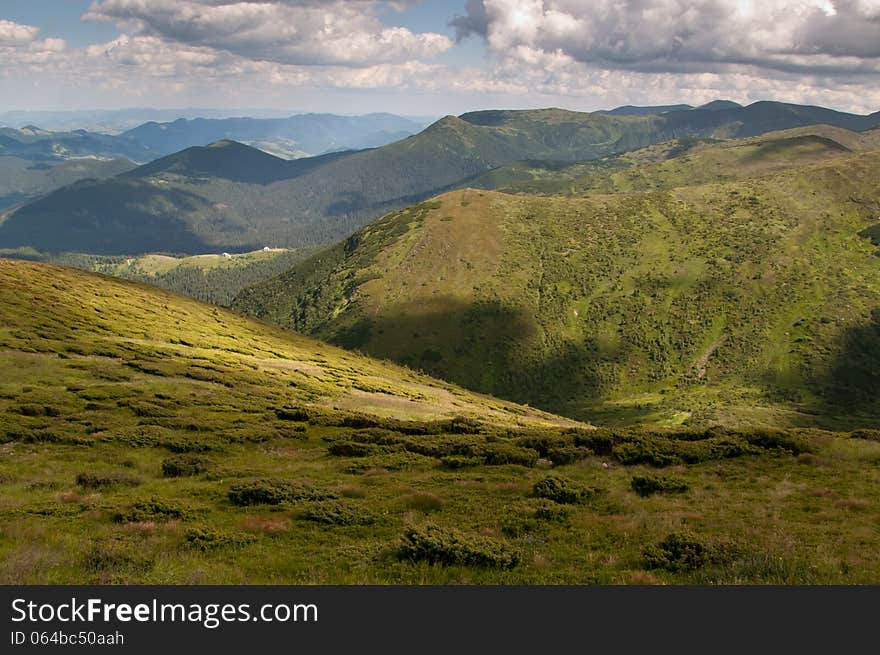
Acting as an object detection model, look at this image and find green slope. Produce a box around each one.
[4,260,880,584]
[233,149,880,429]
[465,126,876,196]
[6,103,880,255]
[0,247,319,306]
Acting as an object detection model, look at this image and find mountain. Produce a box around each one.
[233,137,880,430]
[3,258,880,585]
[5,101,880,257]
[0,108,298,133]
[596,104,694,116]
[120,113,427,159]
[0,126,153,162]
[695,100,744,112]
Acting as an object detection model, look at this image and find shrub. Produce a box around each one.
[327,441,387,457]
[227,478,336,506]
[533,501,571,523]
[477,443,539,467]
[345,451,435,473]
[76,472,141,490]
[533,476,600,504]
[850,429,880,442]
[547,446,594,466]
[440,455,484,469]
[299,500,377,526]
[161,455,213,478]
[612,441,681,467]
[630,475,690,497]
[397,525,520,569]
[113,498,192,523]
[643,533,712,572]
[185,527,256,551]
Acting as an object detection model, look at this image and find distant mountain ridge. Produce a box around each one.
[120,112,427,159]
[4,100,880,256]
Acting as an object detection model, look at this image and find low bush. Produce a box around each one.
[345,451,435,473]
[547,446,594,466]
[643,533,713,572]
[630,474,690,497]
[76,472,141,490]
[299,500,377,526]
[227,478,337,506]
[113,498,192,523]
[161,454,213,478]
[440,455,484,469]
[397,525,520,569]
[533,476,600,504]
[184,527,257,551]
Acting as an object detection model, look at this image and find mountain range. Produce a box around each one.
[4,100,880,256]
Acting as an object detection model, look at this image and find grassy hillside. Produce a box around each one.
[3,259,880,584]
[7,103,880,256]
[466,126,879,196]
[0,247,318,306]
[234,149,880,430]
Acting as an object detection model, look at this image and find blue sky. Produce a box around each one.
[1,1,879,115]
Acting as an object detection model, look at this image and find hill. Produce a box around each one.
[465,125,876,195]
[0,247,317,306]
[5,101,880,256]
[0,156,135,211]
[3,259,880,584]
[233,148,880,430]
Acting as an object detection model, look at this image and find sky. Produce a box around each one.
[1,0,880,115]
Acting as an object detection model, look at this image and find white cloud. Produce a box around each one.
[453,0,880,76]
[85,0,452,66]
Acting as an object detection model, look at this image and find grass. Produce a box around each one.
[2,259,880,583]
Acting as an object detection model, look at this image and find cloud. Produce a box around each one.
[85,0,452,66]
[0,19,67,68]
[452,0,880,76]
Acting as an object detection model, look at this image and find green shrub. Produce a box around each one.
[440,455,484,469]
[161,454,213,478]
[476,443,539,467]
[185,527,257,551]
[850,429,880,442]
[327,441,387,457]
[533,501,571,522]
[631,474,690,497]
[113,498,192,523]
[345,451,435,473]
[643,532,712,572]
[76,472,141,490]
[612,440,681,467]
[227,478,336,506]
[532,475,600,504]
[397,525,520,569]
[547,446,594,466]
[299,500,377,526]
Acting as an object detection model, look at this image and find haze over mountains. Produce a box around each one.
[4,100,880,257]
